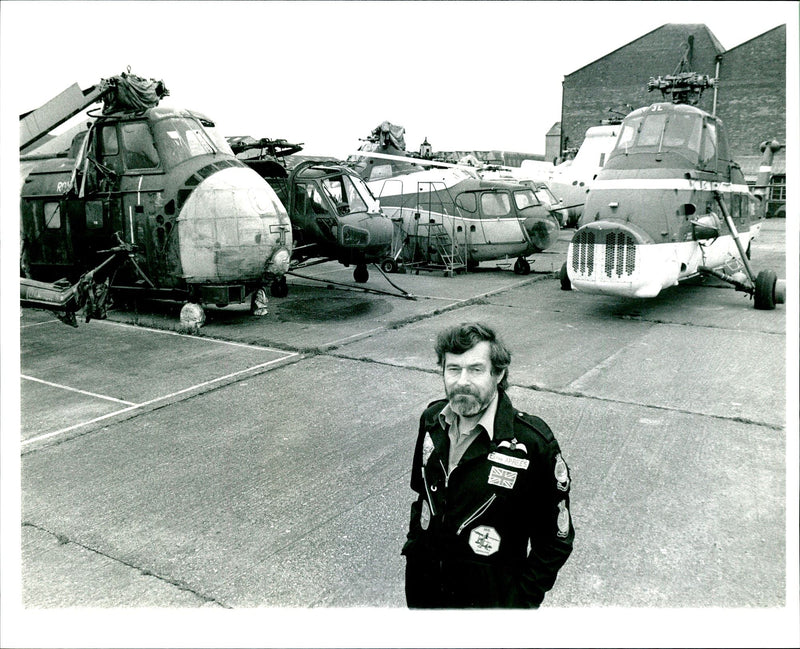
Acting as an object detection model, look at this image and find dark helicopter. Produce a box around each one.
[19,72,293,326]
[228,137,395,285]
[561,69,786,310]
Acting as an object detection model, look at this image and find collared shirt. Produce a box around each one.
[439,391,499,475]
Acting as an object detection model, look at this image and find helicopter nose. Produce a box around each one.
[523,214,560,252]
[177,166,292,282]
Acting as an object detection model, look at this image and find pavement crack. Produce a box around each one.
[517,384,784,431]
[21,522,230,608]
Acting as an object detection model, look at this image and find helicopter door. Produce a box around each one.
[297,182,338,245]
[66,123,123,267]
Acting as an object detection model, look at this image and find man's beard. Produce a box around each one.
[447,386,495,417]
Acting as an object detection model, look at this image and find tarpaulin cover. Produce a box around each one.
[367,121,406,151]
[101,72,169,114]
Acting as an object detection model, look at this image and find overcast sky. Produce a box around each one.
[2,1,796,158]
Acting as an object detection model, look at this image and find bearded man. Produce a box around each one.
[402,322,574,608]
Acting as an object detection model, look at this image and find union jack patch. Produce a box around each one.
[488,465,517,489]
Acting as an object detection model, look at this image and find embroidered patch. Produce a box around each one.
[422,432,435,466]
[468,525,501,556]
[488,465,517,489]
[557,500,570,538]
[499,439,528,454]
[488,452,530,470]
[420,500,431,530]
[554,453,570,492]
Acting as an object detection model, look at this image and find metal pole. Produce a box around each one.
[714,191,756,284]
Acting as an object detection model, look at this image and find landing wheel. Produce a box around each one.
[250,286,269,316]
[513,257,531,275]
[467,259,480,271]
[354,264,369,283]
[559,262,572,291]
[380,258,397,274]
[754,269,777,310]
[179,302,205,330]
[270,276,288,298]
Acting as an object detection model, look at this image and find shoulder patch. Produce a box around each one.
[514,411,555,443]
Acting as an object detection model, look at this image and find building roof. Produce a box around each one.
[546,122,561,136]
[723,24,785,55]
[565,23,726,78]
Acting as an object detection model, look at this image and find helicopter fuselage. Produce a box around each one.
[567,102,763,298]
[367,166,561,263]
[20,107,292,306]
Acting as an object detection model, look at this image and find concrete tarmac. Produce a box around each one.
[12,220,793,641]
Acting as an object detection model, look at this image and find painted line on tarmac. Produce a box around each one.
[21,353,298,448]
[21,375,138,406]
[20,319,61,328]
[96,320,287,353]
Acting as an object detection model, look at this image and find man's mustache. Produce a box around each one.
[450,387,478,398]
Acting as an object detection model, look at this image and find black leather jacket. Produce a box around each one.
[402,390,574,608]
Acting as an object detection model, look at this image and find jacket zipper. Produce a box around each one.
[456,494,497,535]
[421,467,436,516]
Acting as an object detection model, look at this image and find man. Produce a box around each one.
[402,322,574,608]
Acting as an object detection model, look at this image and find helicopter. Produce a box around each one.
[228,137,394,285]
[560,69,786,310]
[546,117,625,228]
[347,122,561,276]
[19,71,293,326]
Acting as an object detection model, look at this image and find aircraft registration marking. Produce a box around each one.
[591,179,751,193]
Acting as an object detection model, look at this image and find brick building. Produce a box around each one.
[559,23,786,213]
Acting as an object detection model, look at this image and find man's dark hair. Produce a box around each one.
[435,322,511,390]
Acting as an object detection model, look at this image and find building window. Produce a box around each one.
[770,175,786,202]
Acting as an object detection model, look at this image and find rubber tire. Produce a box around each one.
[560,262,572,291]
[514,257,531,275]
[754,269,777,310]
[380,258,397,274]
[354,265,369,283]
[270,276,289,298]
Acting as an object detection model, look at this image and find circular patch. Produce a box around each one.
[468,525,501,556]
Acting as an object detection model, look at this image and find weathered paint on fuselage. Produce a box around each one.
[367,167,559,262]
[567,103,763,298]
[20,107,291,298]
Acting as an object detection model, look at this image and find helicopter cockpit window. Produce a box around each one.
[342,175,370,213]
[699,120,718,170]
[513,189,540,210]
[121,122,160,170]
[101,126,119,156]
[481,192,511,217]
[321,175,370,214]
[616,117,641,152]
[613,111,704,163]
[662,112,703,153]
[152,117,217,169]
[637,113,667,148]
[303,184,329,215]
[456,193,477,213]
